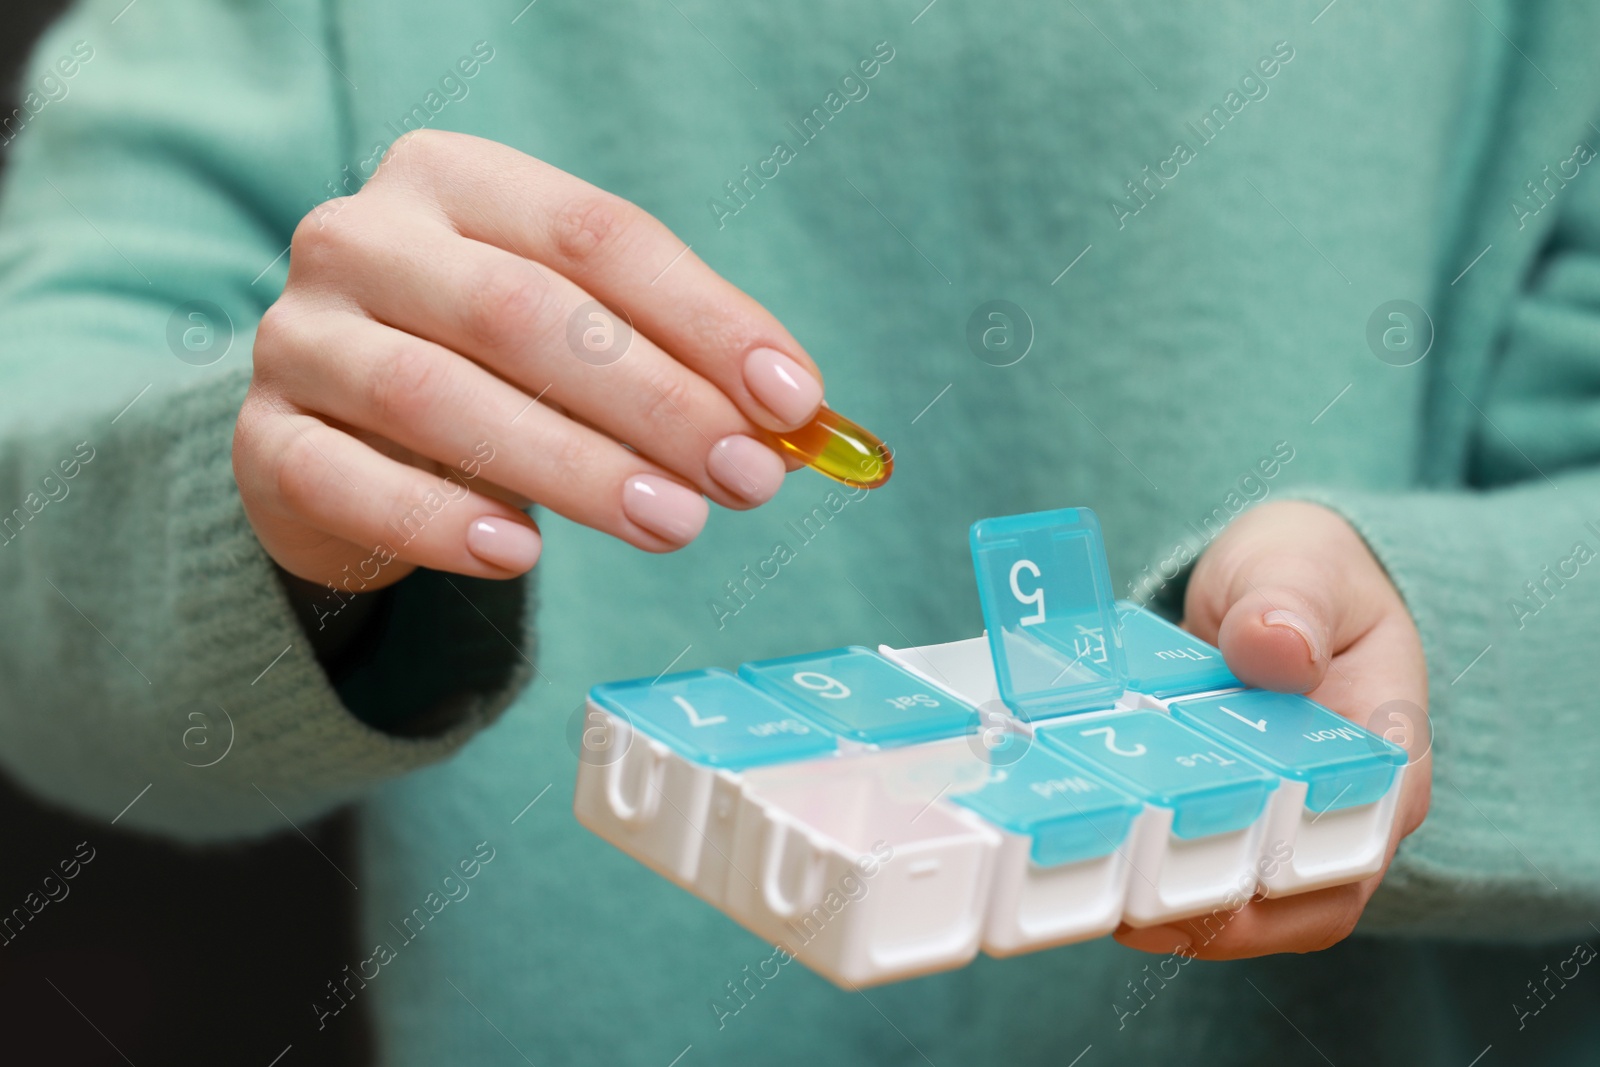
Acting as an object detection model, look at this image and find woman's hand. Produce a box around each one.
[235,130,822,590]
[1115,501,1433,957]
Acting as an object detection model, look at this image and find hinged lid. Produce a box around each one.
[969,508,1126,719]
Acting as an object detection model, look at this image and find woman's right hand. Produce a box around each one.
[235,129,824,591]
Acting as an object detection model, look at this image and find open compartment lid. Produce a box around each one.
[969,508,1126,720]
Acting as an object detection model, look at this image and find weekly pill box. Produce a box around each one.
[573,508,1408,987]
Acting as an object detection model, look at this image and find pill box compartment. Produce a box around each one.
[726,742,999,986]
[883,634,1286,928]
[575,509,1412,987]
[944,741,1145,956]
[1169,690,1409,895]
[573,711,754,905]
[576,705,1182,986]
[576,668,841,904]
[573,682,1005,987]
[1253,770,1405,894]
[577,642,1407,984]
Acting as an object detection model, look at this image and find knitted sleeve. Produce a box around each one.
[0,0,530,841]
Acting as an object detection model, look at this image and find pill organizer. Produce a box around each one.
[573,508,1408,987]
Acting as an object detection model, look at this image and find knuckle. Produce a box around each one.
[531,423,592,487]
[272,428,332,515]
[388,126,455,166]
[366,128,424,173]
[461,264,551,354]
[252,302,336,395]
[550,192,637,268]
[366,341,448,425]
[370,129,505,199]
[252,300,295,356]
[251,299,320,364]
[232,394,273,481]
[289,200,363,276]
[638,371,698,432]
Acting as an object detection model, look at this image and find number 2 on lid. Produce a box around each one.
[1081,725,1148,758]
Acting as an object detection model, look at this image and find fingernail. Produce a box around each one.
[743,347,823,428]
[623,474,708,544]
[466,517,542,572]
[1263,609,1324,664]
[706,435,786,504]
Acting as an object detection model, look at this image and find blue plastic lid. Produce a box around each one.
[1037,710,1277,839]
[739,646,973,747]
[1117,601,1241,698]
[1169,690,1406,812]
[969,509,1126,720]
[948,745,1142,867]
[589,669,838,770]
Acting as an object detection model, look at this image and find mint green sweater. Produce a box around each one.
[3,0,1599,1062]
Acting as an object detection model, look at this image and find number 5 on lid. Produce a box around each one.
[969,509,1126,720]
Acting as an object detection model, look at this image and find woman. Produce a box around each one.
[0,0,1595,1062]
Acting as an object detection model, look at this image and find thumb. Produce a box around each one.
[1183,502,1390,694]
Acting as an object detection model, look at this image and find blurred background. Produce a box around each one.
[0,4,370,1063]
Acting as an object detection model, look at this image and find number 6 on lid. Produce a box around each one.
[739,647,975,747]
[969,508,1126,720]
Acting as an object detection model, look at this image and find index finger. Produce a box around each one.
[370,129,826,433]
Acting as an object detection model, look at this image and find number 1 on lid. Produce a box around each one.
[1219,704,1267,732]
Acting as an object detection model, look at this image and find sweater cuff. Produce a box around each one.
[1286,486,1587,940]
[140,367,529,837]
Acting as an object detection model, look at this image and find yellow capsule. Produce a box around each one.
[774,406,893,489]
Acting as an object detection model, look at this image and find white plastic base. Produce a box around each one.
[1118,804,1268,926]
[1257,767,1405,896]
[970,819,1138,956]
[572,714,735,895]
[727,746,999,986]
[575,632,1407,987]
[879,635,1000,708]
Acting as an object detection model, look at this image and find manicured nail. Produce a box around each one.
[743,347,823,428]
[466,517,542,572]
[706,435,786,504]
[623,474,708,544]
[1263,609,1324,663]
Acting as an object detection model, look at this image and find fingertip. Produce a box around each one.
[621,474,709,546]
[706,434,787,506]
[1261,608,1327,664]
[1218,595,1328,694]
[465,515,542,574]
[742,346,823,431]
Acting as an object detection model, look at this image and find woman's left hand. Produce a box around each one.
[1114,500,1433,958]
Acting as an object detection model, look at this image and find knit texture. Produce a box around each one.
[2,0,1598,1063]
[0,0,530,838]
